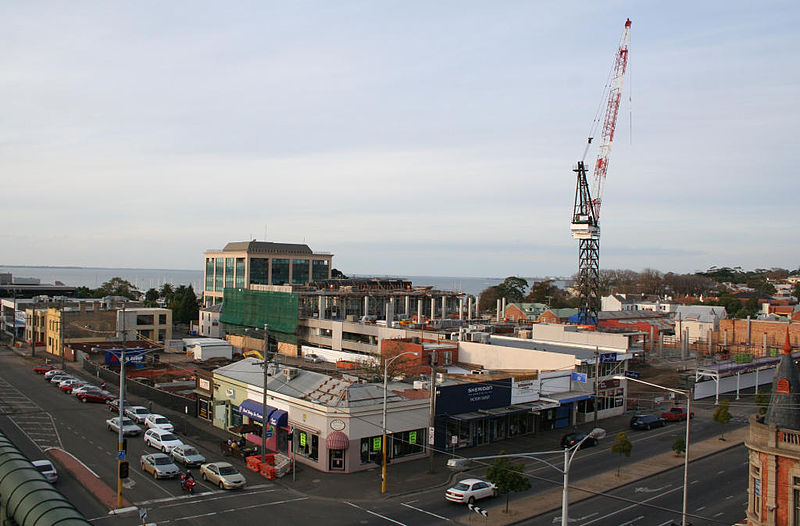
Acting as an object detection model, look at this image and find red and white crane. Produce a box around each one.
[571,18,631,325]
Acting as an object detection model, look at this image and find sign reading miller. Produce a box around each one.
[436,378,512,415]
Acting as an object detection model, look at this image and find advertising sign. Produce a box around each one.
[572,372,587,383]
[104,348,147,366]
[599,353,618,363]
[624,371,641,379]
[435,378,512,415]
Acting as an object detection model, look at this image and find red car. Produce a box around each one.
[661,407,694,422]
[61,382,88,394]
[77,391,115,404]
[33,364,58,374]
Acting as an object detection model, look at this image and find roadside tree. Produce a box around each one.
[610,432,633,476]
[713,399,732,440]
[672,437,686,457]
[485,453,531,513]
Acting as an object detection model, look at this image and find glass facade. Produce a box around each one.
[215,259,224,291]
[272,259,289,285]
[250,258,269,285]
[312,259,329,281]
[292,259,309,285]
[296,430,319,461]
[235,258,245,287]
[224,258,234,288]
[205,259,214,291]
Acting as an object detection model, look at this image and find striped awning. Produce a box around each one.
[326,431,350,450]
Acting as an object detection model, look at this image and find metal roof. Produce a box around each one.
[221,241,314,254]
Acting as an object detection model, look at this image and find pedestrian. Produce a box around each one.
[101,381,107,390]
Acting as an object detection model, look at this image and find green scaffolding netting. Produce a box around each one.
[220,289,299,339]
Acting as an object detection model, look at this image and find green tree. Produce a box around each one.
[144,288,160,302]
[672,436,686,457]
[755,389,769,416]
[496,276,528,303]
[331,268,348,279]
[610,432,633,476]
[160,283,175,304]
[169,285,199,324]
[485,453,531,513]
[97,277,141,299]
[792,283,800,301]
[478,285,501,313]
[713,399,732,440]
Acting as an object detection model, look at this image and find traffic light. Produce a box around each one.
[119,461,129,479]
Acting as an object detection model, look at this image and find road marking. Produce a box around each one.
[173,511,217,521]
[619,516,644,526]
[696,506,706,511]
[581,486,683,525]
[108,506,138,515]
[690,480,699,484]
[717,470,725,475]
[401,502,450,520]
[726,495,734,499]
[150,487,278,509]
[634,485,671,493]
[714,512,724,517]
[346,501,407,525]
[164,496,309,522]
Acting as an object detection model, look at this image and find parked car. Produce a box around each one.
[170,445,206,467]
[445,478,497,504]
[32,460,58,483]
[43,369,66,380]
[661,407,694,422]
[144,428,184,453]
[140,453,180,479]
[77,390,114,403]
[304,353,324,364]
[49,374,73,384]
[71,385,100,397]
[200,462,246,490]
[60,380,88,393]
[125,406,151,423]
[33,364,58,374]
[107,398,128,413]
[144,414,174,432]
[106,416,143,436]
[560,432,598,449]
[630,414,667,430]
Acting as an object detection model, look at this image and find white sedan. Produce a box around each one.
[445,478,497,504]
[106,416,143,437]
[144,414,174,432]
[144,428,184,453]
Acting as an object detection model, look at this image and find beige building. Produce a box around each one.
[117,307,173,342]
[203,241,333,306]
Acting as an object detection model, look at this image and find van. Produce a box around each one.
[629,414,666,430]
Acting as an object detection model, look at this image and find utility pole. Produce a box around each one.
[11,290,16,347]
[593,346,599,430]
[261,324,270,464]
[428,350,438,474]
[117,306,127,509]
[59,299,65,370]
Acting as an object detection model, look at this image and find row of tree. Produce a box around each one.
[75,278,199,324]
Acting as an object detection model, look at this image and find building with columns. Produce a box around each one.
[746,329,800,525]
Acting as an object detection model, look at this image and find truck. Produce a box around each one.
[661,407,694,422]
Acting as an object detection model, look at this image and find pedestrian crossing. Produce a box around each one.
[0,376,63,451]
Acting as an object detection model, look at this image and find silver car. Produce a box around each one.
[170,445,206,467]
[140,453,180,479]
[32,460,58,483]
[125,406,151,423]
[200,462,246,490]
[106,416,143,437]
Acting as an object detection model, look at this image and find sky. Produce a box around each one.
[2,1,798,278]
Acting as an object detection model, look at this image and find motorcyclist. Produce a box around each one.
[181,470,194,490]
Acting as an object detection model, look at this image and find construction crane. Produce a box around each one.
[571,18,631,326]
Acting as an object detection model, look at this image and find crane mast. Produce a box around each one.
[571,18,631,326]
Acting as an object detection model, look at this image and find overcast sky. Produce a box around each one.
[2,1,798,277]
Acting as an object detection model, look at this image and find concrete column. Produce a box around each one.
[417,299,423,323]
[386,302,394,327]
[364,296,369,318]
[318,296,325,320]
[501,297,507,319]
[723,330,728,346]
[405,296,410,316]
[763,333,768,356]
[441,296,447,319]
[496,300,501,322]
[458,298,464,320]
[659,333,663,356]
[431,298,436,320]
[746,316,752,345]
[650,326,655,353]
[467,297,473,320]
[708,330,713,355]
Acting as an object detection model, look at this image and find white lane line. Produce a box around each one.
[619,516,644,526]
[346,501,407,525]
[696,506,706,511]
[714,512,724,517]
[582,486,683,525]
[717,470,725,475]
[220,496,309,512]
[134,491,217,506]
[657,521,673,526]
[45,447,101,478]
[173,511,217,521]
[401,502,451,521]
[153,488,278,509]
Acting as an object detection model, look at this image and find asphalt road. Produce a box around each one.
[0,346,748,526]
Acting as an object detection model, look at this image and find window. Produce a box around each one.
[392,429,425,458]
[235,258,245,287]
[296,431,319,461]
[752,466,761,519]
[361,436,383,464]
[312,260,329,281]
[136,315,154,325]
[249,258,269,285]
[215,259,224,291]
[225,258,234,288]
[158,329,166,341]
[205,259,214,291]
[158,314,167,324]
[271,259,289,285]
[292,259,309,284]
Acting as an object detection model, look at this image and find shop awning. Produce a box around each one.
[479,406,532,417]
[516,399,561,412]
[238,399,274,423]
[269,410,288,427]
[326,431,349,450]
[450,411,486,422]
[548,391,594,404]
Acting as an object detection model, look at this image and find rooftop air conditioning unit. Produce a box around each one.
[283,368,299,381]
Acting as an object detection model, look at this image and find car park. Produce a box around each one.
[170,445,206,467]
[144,414,174,432]
[200,462,246,489]
[125,406,151,423]
[106,416,143,436]
[43,369,66,380]
[144,428,184,453]
[141,453,180,479]
[560,432,598,449]
[77,390,114,403]
[33,364,58,374]
[630,414,667,430]
[32,460,58,483]
[445,478,496,504]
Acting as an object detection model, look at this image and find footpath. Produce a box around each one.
[9,345,749,524]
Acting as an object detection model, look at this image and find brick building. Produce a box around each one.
[716,319,800,356]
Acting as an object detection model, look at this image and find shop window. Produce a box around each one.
[296,431,319,461]
[392,429,425,458]
[360,436,383,464]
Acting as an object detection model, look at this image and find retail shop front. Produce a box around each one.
[238,399,290,453]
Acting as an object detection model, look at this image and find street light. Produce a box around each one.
[381,350,420,493]
[614,375,691,526]
[446,428,603,526]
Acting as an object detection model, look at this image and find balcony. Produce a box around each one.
[747,414,800,458]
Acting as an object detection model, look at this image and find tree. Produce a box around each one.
[792,282,800,302]
[331,268,348,279]
[672,436,686,457]
[495,276,529,303]
[755,389,769,416]
[169,285,199,324]
[97,277,141,299]
[160,283,175,304]
[712,399,732,440]
[144,288,159,302]
[610,432,633,476]
[485,453,531,513]
[478,285,501,313]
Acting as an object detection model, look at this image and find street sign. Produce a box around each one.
[572,372,587,383]
[599,353,618,363]
[428,426,435,445]
[625,371,641,379]
[118,450,126,461]
[139,508,148,520]
[467,503,488,517]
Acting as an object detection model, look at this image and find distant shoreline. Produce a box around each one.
[0,264,199,273]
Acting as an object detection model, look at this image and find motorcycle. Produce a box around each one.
[180,473,196,495]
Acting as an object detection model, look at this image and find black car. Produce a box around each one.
[560,432,598,449]
[630,414,667,430]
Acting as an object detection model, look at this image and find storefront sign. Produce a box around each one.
[599,353,618,363]
[226,388,235,398]
[299,431,307,447]
[409,431,417,444]
[436,378,512,415]
[198,378,211,391]
[572,372,587,383]
[372,437,382,451]
[599,379,620,390]
[330,419,345,431]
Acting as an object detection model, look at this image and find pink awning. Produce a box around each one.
[326,431,349,450]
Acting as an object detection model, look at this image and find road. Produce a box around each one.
[0,346,748,525]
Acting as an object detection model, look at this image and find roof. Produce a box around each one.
[489,335,630,362]
[598,310,668,320]
[220,241,314,255]
[766,329,800,429]
[201,303,224,313]
[672,305,727,323]
[542,308,580,318]
[507,303,548,316]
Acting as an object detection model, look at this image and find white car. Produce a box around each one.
[144,428,184,453]
[44,369,66,380]
[125,406,151,423]
[200,462,247,490]
[71,385,100,397]
[58,378,82,389]
[144,414,174,432]
[106,416,143,437]
[32,460,58,483]
[49,374,73,384]
[445,478,497,504]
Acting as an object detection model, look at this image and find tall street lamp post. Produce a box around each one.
[614,375,692,526]
[381,350,419,493]
[117,306,127,509]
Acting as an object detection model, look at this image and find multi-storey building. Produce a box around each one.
[203,241,334,306]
